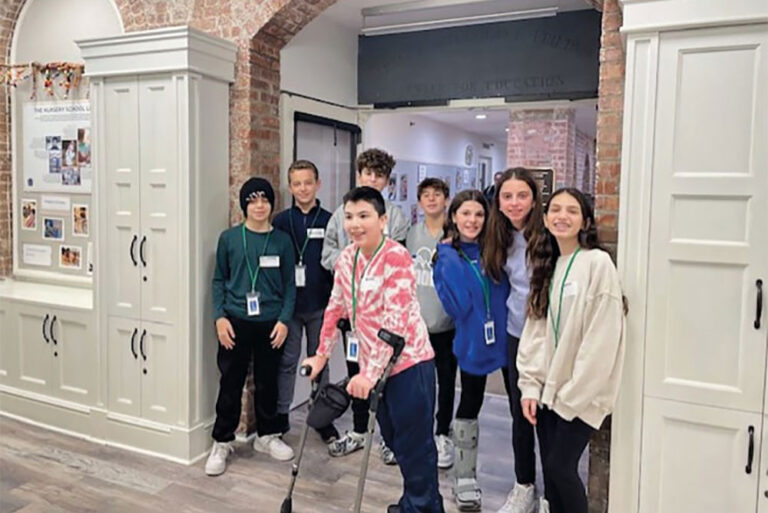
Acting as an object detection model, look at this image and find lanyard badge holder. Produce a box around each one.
[347,237,386,363]
[295,261,307,288]
[246,290,261,316]
[289,206,321,288]
[242,224,272,317]
[460,250,495,345]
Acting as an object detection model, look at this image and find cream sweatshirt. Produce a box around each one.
[517,248,625,430]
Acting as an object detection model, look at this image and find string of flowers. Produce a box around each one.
[1,62,84,99]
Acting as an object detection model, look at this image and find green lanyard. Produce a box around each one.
[548,247,581,346]
[241,224,272,293]
[351,237,386,330]
[459,250,491,320]
[288,204,321,264]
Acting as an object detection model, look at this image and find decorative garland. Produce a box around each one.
[1,62,84,99]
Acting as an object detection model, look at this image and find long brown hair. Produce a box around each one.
[439,189,489,257]
[528,187,626,319]
[483,167,545,281]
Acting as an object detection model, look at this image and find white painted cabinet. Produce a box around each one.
[0,300,14,386]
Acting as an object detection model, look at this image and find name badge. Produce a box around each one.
[295,264,306,287]
[360,276,382,292]
[246,291,261,317]
[563,281,579,298]
[484,320,495,345]
[346,335,360,363]
[307,228,325,239]
[260,255,280,268]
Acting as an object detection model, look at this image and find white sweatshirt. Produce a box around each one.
[517,248,625,430]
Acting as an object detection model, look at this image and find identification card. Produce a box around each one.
[295,264,306,287]
[563,281,579,298]
[246,291,261,317]
[360,276,382,292]
[484,320,496,345]
[346,335,360,363]
[307,228,325,239]
[260,255,280,268]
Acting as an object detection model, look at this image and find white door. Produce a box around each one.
[138,75,179,325]
[107,316,140,417]
[140,320,178,424]
[14,304,52,394]
[644,25,768,413]
[105,78,142,320]
[757,414,768,513]
[639,397,761,513]
[0,300,15,386]
[51,309,95,405]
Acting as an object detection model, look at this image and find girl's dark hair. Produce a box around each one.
[440,188,489,254]
[528,187,626,319]
[483,167,545,281]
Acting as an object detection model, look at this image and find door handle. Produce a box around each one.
[139,329,147,361]
[130,235,138,266]
[50,315,57,345]
[130,328,138,359]
[42,314,50,343]
[746,425,755,474]
[756,279,763,330]
[139,236,147,267]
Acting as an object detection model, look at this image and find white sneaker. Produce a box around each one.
[436,434,455,469]
[253,433,294,461]
[537,498,550,513]
[497,483,536,513]
[328,431,366,457]
[204,441,233,476]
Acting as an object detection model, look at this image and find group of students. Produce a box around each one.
[205,148,626,513]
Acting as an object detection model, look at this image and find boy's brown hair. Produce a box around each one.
[417,177,450,200]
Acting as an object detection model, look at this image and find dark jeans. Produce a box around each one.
[430,330,457,436]
[453,334,536,485]
[377,361,445,513]
[536,407,594,513]
[212,317,284,441]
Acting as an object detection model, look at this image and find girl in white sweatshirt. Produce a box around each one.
[517,188,626,513]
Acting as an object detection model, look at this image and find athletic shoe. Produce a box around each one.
[204,441,234,476]
[328,431,365,457]
[436,434,455,468]
[252,434,294,461]
[380,440,397,465]
[497,483,536,513]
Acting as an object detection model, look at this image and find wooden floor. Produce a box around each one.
[0,393,587,513]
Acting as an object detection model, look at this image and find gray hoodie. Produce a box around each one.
[405,221,454,334]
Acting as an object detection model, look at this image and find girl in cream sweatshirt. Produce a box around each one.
[517,187,626,513]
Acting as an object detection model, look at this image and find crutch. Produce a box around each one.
[280,318,351,513]
[352,328,406,513]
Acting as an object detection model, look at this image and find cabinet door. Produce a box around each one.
[140,321,178,424]
[104,78,142,320]
[50,309,96,405]
[0,300,16,386]
[14,304,52,395]
[644,25,768,412]
[758,414,768,513]
[639,397,761,513]
[107,316,140,417]
[138,75,179,325]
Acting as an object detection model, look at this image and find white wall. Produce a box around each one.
[12,0,123,62]
[280,14,358,107]
[362,112,507,174]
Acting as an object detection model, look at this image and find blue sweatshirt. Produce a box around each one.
[273,201,333,315]
[433,242,510,375]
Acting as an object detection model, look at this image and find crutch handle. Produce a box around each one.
[299,365,312,377]
[337,318,351,333]
[377,328,405,357]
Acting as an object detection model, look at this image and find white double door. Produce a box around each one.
[103,75,179,326]
[639,25,768,512]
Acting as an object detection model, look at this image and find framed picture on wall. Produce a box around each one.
[60,245,82,269]
[73,204,89,237]
[42,217,64,241]
[21,199,37,230]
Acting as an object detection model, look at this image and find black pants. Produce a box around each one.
[454,334,536,485]
[536,407,594,513]
[430,330,457,436]
[346,358,371,434]
[212,317,284,441]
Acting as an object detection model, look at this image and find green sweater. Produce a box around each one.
[212,224,296,323]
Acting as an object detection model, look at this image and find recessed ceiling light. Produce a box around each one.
[475,114,487,120]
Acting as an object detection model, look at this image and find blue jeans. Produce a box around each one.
[377,360,445,513]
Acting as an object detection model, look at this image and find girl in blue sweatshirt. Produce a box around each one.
[433,189,510,512]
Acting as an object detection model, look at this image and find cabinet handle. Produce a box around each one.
[139,329,147,361]
[139,236,147,267]
[747,425,755,474]
[130,235,138,266]
[42,314,50,343]
[130,328,138,359]
[50,315,58,345]
[756,279,763,330]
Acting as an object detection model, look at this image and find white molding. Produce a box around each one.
[0,278,94,310]
[620,0,768,33]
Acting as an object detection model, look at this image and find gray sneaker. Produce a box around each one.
[380,440,397,465]
[497,483,536,513]
[328,431,365,457]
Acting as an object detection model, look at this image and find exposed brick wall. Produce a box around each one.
[589,1,624,512]
[575,129,596,195]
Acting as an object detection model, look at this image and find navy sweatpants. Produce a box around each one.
[376,360,445,513]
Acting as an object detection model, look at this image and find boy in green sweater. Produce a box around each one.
[205,177,297,476]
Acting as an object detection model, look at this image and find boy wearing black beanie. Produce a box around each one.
[205,176,297,476]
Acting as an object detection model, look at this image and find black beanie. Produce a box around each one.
[239,177,275,215]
